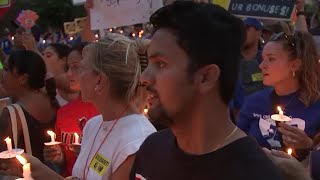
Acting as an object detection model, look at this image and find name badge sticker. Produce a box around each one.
[89,153,110,176]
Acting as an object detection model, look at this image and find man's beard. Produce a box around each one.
[148,101,174,127]
[146,86,174,127]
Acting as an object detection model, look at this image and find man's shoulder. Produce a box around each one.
[138,129,173,151]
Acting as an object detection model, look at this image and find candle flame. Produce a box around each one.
[74,132,79,138]
[47,130,55,136]
[4,137,10,142]
[144,108,148,114]
[11,36,14,41]
[287,148,293,156]
[16,155,27,165]
[277,106,284,115]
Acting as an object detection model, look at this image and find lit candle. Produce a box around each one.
[42,40,46,44]
[47,131,56,143]
[11,36,14,41]
[132,33,136,37]
[95,34,99,38]
[120,30,123,34]
[287,148,293,156]
[69,37,74,41]
[143,108,148,114]
[109,28,112,32]
[74,133,80,144]
[5,137,12,151]
[277,106,284,119]
[16,155,32,180]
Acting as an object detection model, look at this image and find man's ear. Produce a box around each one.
[194,64,220,94]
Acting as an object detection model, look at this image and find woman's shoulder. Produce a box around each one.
[243,88,273,107]
[116,114,157,139]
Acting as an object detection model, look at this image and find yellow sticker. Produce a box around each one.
[89,153,110,176]
[251,73,263,82]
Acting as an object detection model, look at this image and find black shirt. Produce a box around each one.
[130,129,284,180]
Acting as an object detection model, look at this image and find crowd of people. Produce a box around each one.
[0,0,319,180]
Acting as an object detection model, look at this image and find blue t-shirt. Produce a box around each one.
[237,88,320,149]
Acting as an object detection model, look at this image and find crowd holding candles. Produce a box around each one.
[0,0,319,180]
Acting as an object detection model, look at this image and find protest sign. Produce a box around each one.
[90,0,163,30]
[64,22,77,35]
[16,10,39,31]
[212,0,296,21]
[75,17,87,32]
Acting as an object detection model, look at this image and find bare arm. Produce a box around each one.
[80,0,95,42]
[295,0,308,32]
[111,155,135,180]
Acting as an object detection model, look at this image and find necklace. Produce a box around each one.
[211,126,238,152]
[82,106,128,180]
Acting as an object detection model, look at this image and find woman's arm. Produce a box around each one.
[111,155,135,180]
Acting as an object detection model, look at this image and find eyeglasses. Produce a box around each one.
[271,32,296,48]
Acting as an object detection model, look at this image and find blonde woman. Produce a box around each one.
[0,34,156,180]
[238,31,320,161]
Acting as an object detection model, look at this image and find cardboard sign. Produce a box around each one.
[64,22,77,35]
[212,0,296,21]
[90,0,163,30]
[74,17,87,32]
[72,0,86,6]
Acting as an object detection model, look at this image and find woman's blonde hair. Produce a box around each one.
[272,31,320,106]
[87,33,149,106]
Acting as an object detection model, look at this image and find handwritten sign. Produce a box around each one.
[90,0,163,30]
[212,0,296,21]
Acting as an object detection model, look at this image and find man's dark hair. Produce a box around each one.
[150,1,246,105]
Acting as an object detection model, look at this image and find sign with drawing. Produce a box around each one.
[90,0,163,30]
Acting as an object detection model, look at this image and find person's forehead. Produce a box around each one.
[148,29,183,57]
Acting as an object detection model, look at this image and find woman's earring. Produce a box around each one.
[292,70,295,78]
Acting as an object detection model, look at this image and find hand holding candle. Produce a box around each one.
[0,137,24,159]
[16,155,33,180]
[44,130,61,146]
[271,106,291,122]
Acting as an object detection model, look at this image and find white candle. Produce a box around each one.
[47,131,56,143]
[16,155,32,180]
[74,133,80,144]
[277,106,284,119]
[5,137,12,151]
[287,148,293,156]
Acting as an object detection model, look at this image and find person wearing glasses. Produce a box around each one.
[237,31,320,161]
[43,42,99,177]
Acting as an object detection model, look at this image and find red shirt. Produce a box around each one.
[55,97,99,177]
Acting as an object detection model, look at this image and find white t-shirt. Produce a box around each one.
[72,114,156,180]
